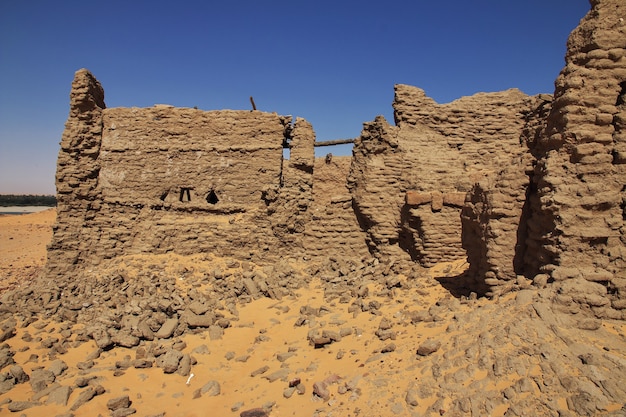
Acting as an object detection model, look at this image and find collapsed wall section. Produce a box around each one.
[527,0,626,318]
[349,87,539,267]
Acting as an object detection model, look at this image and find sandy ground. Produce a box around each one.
[0,207,54,214]
[1,210,625,417]
[0,209,54,292]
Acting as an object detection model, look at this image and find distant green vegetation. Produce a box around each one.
[0,194,56,206]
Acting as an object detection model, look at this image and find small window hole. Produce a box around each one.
[206,190,219,205]
[179,187,192,202]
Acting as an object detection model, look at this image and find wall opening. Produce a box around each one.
[314,142,353,158]
[179,187,192,202]
[616,81,626,106]
[206,190,219,205]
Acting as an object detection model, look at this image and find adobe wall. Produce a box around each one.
[527,0,626,318]
[304,157,370,260]
[349,87,545,267]
[46,69,314,279]
[46,70,106,278]
[460,97,552,296]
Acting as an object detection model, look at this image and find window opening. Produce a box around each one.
[179,187,192,202]
[206,190,219,205]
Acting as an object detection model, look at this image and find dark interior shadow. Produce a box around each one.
[398,204,420,262]
[435,272,479,299]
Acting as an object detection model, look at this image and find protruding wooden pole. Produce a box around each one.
[250,96,257,111]
[313,138,355,147]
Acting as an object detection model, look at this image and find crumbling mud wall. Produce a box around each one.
[348,117,407,260]
[460,96,552,297]
[459,0,626,313]
[460,157,534,297]
[349,86,544,267]
[46,69,316,280]
[266,118,315,255]
[526,0,626,319]
[304,157,370,260]
[45,70,106,278]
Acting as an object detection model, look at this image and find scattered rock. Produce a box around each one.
[112,408,137,417]
[76,360,94,370]
[313,380,330,400]
[0,327,16,343]
[577,319,602,330]
[185,312,214,328]
[417,339,441,356]
[193,380,220,398]
[112,332,140,348]
[48,359,68,377]
[208,325,224,340]
[0,346,15,370]
[176,354,191,376]
[29,368,55,392]
[283,387,296,398]
[188,301,210,315]
[70,386,101,411]
[263,369,290,383]
[0,376,15,394]
[8,365,29,384]
[405,388,419,406]
[381,343,396,353]
[7,400,40,412]
[32,382,61,401]
[155,318,178,339]
[321,329,341,342]
[157,349,183,374]
[310,335,332,348]
[132,359,153,369]
[75,376,97,388]
[107,395,131,411]
[137,321,154,341]
[276,352,296,362]
[46,385,72,406]
[91,327,114,350]
[250,366,269,377]
[240,408,269,417]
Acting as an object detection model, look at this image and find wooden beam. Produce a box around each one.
[313,138,356,147]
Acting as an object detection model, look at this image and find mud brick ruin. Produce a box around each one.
[47,0,626,319]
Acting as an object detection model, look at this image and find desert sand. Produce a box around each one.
[1,210,625,417]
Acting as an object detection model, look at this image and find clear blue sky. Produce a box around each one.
[0,0,590,195]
